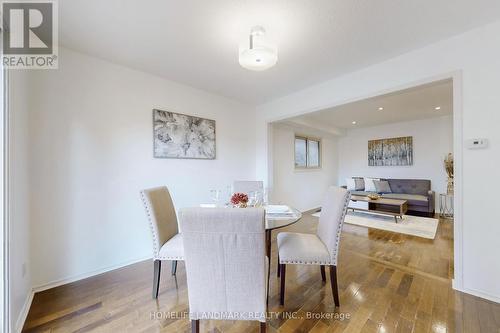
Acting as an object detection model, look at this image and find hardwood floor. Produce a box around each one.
[23,214,500,332]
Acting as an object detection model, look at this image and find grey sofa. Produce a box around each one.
[347,178,435,217]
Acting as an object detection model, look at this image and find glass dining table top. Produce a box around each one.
[264,206,302,230]
[199,203,302,231]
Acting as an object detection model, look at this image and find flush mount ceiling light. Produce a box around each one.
[352,121,357,125]
[435,106,441,110]
[378,107,384,111]
[239,26,278,71]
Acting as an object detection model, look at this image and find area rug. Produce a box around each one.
[311,211,438,239]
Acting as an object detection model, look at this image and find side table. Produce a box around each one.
[439,193,454,219]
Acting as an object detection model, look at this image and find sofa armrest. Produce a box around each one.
[427,190,435,212]
[341,185,347,189]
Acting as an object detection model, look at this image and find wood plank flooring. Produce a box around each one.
[23,214,500,332]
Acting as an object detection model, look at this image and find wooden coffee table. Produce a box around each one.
[349,195,408,223]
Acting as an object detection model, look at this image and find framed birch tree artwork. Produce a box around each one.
[153,109,216,159]
[368,136,413,166]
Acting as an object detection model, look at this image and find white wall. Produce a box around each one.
[27,48,256,288]
[8,17,500,320]
[338,116,453,205]
[271,123,338,212]
[256,20,500,302]
[8,70,32,331]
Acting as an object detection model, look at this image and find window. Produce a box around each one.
[295,136,321,168]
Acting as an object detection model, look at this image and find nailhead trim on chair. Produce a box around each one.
[140,190,160,258]
[278,190,352,266]
[331,192,351,266]
[280,260,332,265]
[157,256,184,260]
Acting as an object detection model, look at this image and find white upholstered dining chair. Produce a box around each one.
[179,207,268,333]
[140,186,184,299]
[277,186,350,307]
[233,180,264,195]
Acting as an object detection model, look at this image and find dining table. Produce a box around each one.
[263,205,302,257]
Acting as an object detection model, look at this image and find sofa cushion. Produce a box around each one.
[346,178,356,190]
[350,190,377,196]
[381,193,428,207]
[364,178,379,192]
[387,179,430,195]
[354,178,365,190]
[374,180,392,193]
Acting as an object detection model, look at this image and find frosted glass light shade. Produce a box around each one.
[239,45,278,71]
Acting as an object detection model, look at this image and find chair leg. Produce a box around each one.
[171,260,178,276]
[277,254,280,277]
[330,265,340,307]
[280,264,286,306]
[153,260,161,299]
[320,265,326,282]
[191,319,199,333]
[260,322,266,333]
[266,257,270,307]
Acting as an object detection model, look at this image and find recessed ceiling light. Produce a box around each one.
[352,121,357,125]
[378,107,384,111]
[435,106,441,110]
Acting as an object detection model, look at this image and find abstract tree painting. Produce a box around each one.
[368,136,413,166]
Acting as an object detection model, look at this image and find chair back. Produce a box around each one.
[316,186,351,265]
[179,207,266,322]
[233,180,264,195]
[140,186,179,258]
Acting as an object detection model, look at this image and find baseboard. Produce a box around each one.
[302,207,321,214]
[453,281,500,304]
[15,290,34,333]
[32,255,152,292]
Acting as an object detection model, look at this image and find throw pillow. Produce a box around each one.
[346,178,356,190]
[374,180,392,193]
[364,177,379,192]
[354,178,365,190]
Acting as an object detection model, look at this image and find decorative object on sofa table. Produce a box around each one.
[444,153,454,194]
[367,194,380,200]
[368,136,413,166]
[230,192,249,208]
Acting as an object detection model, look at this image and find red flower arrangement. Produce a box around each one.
[231,192,249,206]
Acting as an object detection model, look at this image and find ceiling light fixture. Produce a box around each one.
[435,106,441,110]
[239,26,278,71]
[378,107,384,111]
[352,121,357,125]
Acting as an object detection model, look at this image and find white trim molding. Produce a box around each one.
[13,256,151,332]
[453,281,500,304]
[32,255,152,293]
[14,290,33,333]
[451,71,464,291]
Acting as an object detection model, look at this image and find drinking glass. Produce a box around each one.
[209,189,221,206]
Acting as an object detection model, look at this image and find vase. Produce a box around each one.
[447,177,454,194]
[238,202,248,208]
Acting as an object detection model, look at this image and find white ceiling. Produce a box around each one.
[59,0,500,104]
[288,79,453,130]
